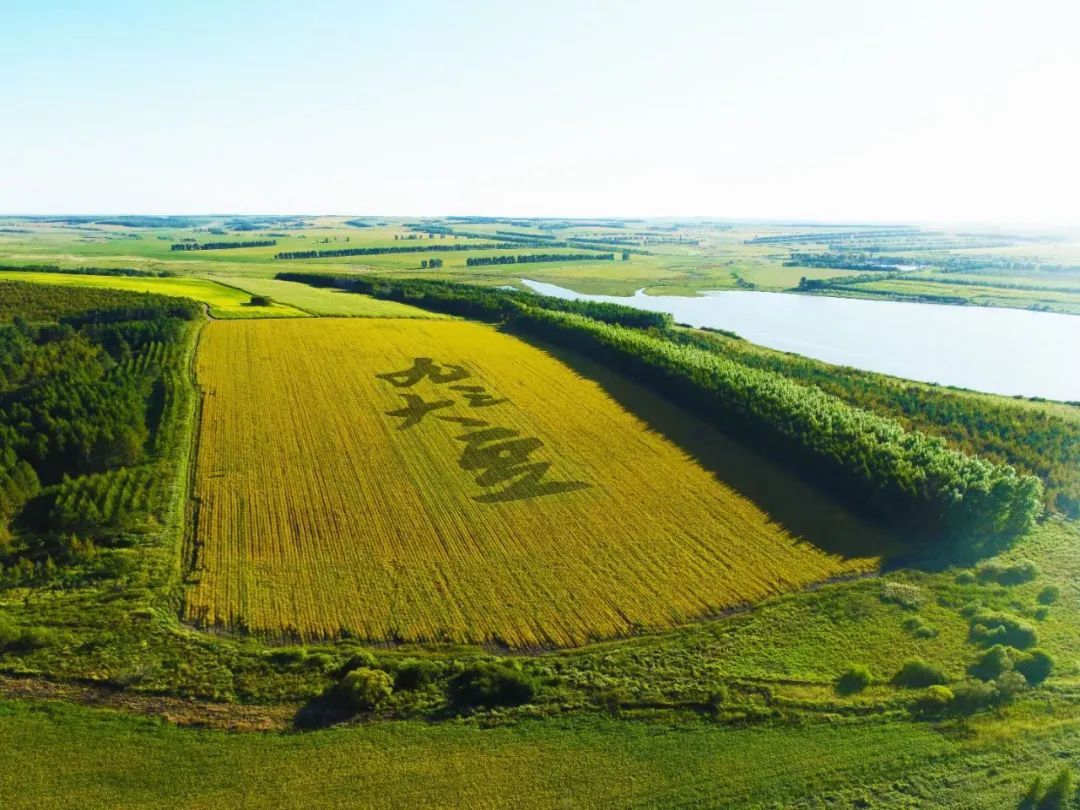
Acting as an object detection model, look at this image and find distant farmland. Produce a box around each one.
[186,318,882,647]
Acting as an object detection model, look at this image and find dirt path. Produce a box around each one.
[0,674,297,732]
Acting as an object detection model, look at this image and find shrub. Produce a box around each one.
[1038,768,1075,809]
[902,616,939,639]
[1037,585,1060,606]
[836,664,872,695]
[978,560,1039,586]
[249,295,273,307]
[304,652,335,671]
[334,667,393,713]
[880,581,923,610]
[1024,776,1046,809]
[994,670,1028,703]
[948,680,1001,715]
[913,685,953,716]
[0,617,56,653]
[706,685,730,714]
[268,647,308,666]
[335,650,378,677]
[596,686,629,717]
[1014,649,1055,685]
[969,611,1038,649]
[393,658,442,691]
[448,662,537,708]
[0,615,19,648]
[893,658,948,688]
[954,570,976,585]
[970,645,1014,681]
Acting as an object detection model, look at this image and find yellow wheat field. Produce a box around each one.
[186,318,882,647]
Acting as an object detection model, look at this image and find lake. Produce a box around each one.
[521,280,1080,401]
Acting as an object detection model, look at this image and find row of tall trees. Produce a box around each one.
[465,253,613,267]
[274,273,671,329]
[275,243,515,259]
[508,308,1042,545]
[170,240,276,251]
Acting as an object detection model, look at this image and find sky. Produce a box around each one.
[2,0,1078,224]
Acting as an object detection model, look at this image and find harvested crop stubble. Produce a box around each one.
[187,318,880,647]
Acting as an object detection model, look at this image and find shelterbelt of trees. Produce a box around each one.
[0,281,200,557]
[278,273,1044,546]
[673,329,1079,518]
[510,309,1042,545]
[407,224,652,254]
[169,240,276,251]
[465,253,614,266]
[274,243,519,260]
[274,273,671,329]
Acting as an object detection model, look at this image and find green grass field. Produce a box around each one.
[3,699,1076,809]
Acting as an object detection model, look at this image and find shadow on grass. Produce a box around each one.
[509,330,907,564]
[292,690,355,730]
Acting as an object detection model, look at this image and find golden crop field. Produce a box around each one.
[187,318,882,647]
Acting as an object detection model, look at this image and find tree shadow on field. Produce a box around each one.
[293,690,354,730]
[509,331,907,563]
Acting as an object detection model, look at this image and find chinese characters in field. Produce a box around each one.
[376,357,589,503]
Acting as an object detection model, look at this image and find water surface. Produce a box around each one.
[522,280,1080,401]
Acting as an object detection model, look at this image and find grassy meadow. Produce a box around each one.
[6,698,1080,809]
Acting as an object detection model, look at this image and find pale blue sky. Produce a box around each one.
[2,1,1077,223]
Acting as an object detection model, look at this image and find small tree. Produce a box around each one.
[1037,585,1060,605]
[970,645,1013,681]
[1014,649,1055,685]
[913,685,953,716]
[448,662,537,708]
[893,658,948,688]
[1040,768,1075,809]
[249,295,273,307]
[334,667,393,713]
[836,664,872,695]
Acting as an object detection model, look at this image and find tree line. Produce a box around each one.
[406,224,651,255]
[0,263,174,278]
[746,228,923,245]
[275,243,515,260]
[170,240,277,251]
[465,253,614,266]
[671,328,1079,517]
[274,273,671,329]
[507,308,1042,546]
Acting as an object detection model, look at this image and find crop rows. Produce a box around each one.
[186,318,881,647]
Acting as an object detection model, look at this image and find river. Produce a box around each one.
[521,280,1080,401]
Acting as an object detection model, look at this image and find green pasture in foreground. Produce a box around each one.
[2,699,1076,809]
[0,271,305,318]
[209,276,448,318]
